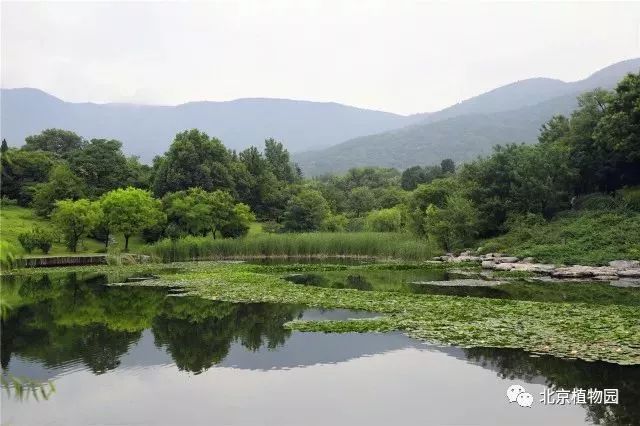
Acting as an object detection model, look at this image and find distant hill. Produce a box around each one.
[295,58,640,175]
[0,90,415,161]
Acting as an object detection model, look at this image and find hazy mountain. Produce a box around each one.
[295,58,640,175]
[0,90,416,161]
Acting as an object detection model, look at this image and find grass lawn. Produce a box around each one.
[1,204,147,256]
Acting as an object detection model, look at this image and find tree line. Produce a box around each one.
[3,72,639,253]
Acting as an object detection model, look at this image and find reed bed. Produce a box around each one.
[145,232,438,262]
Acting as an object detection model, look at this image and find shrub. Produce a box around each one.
[18,231,37,254]
[17,226,56,254]
[617,186,640,212]
[573,193,623,211]
[321,214,349,232]
[364,207,403,232]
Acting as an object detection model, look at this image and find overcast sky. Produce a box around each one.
[2,1,639,115]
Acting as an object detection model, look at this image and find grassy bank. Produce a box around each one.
[479,210,640,265]
[0,205,146,256]
[145,232,439,262]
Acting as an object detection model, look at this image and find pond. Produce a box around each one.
[1,270,639,425]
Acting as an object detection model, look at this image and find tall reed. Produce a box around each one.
[145,232,438,262]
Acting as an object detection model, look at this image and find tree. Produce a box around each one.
[346,187,377,216]
[100,188,164,251]
[1,139,8,153]
[32,164,86,217]
[220,203,255,238]
[1,149,59,205]
[152,130,234,197]
[52,199,101,252]
[440,158,455,174]
[593,72,640,188]
[23,129,85,158]
[282,189,329,232]
[407,177,459,236]
[424,193,479,251]
[264,138,298,183]
[69,139,130,197]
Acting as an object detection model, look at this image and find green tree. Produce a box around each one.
[52,199,101,252]
[424,193,479,251]
[32,164,86,217]
[69,139,130,197]
[264,138,299,183]
[153,130,234,197]
[23,129,85,158]
[220,203,255,238]
[593,72,640,188]
[100,187,164,251]
[347,186,377,216]
[407,177,459,236]
[1,139,8,153]
[282,189,329,232]
[0,149,59,205]
[440,158,455,174]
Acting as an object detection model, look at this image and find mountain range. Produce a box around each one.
[2,58,639,174]
[294,58,640,175]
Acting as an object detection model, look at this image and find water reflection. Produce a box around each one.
[1,272,639,425]
[283,270,640,306]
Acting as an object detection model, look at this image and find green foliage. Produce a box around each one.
[146,232,437,261]
[346,186,376,216]
[282,189,329,232]
[320,213,349,232]
[617,186,640,212]
[68,139,131,197]
[152,129,235,197]
[23,129,85,158]
[424,193,479,251]
[1,148,59,206]
[407,177,459,236]
[17,226,56,254]
[100,187,164,251]
[364,207,403,232]
[481,210,640,265]
[52,199,101,252]
[32,164,86,217]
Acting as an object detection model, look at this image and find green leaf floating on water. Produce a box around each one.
[5,261,639,365]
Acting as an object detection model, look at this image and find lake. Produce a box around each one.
[1,270,638,425]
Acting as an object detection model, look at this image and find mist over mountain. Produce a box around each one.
[2,58,638,172]
[0,91,415,161]
[295,58,640,175]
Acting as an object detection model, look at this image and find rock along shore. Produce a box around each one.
[432,252,640,280]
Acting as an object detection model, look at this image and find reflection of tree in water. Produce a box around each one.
[2,273,305,377]
[464,348,640,425]
[152,297,304,373]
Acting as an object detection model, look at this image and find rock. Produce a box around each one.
[617,269,640,278]
[481,260,496,269]
[493,263,515,271]
[511,263,555,273]
[451,255,482,262]
[494,256,519,263]
[610,279,640,288]
[410,279,503,287]
[592,275,619,281]
[551,266,618,278]
[609,260,640,270]
[522,257,536,263]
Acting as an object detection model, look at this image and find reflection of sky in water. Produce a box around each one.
[2,273,638,425]
[4,331,592,426]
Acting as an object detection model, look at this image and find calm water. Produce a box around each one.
[1,271,639,425]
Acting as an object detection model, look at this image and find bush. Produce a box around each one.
[17,226,56,254]
[17,231,36,254]
[617,186,640,212]
[364,207,403,232]
[573,193,623,211]
[321,214,349,232]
